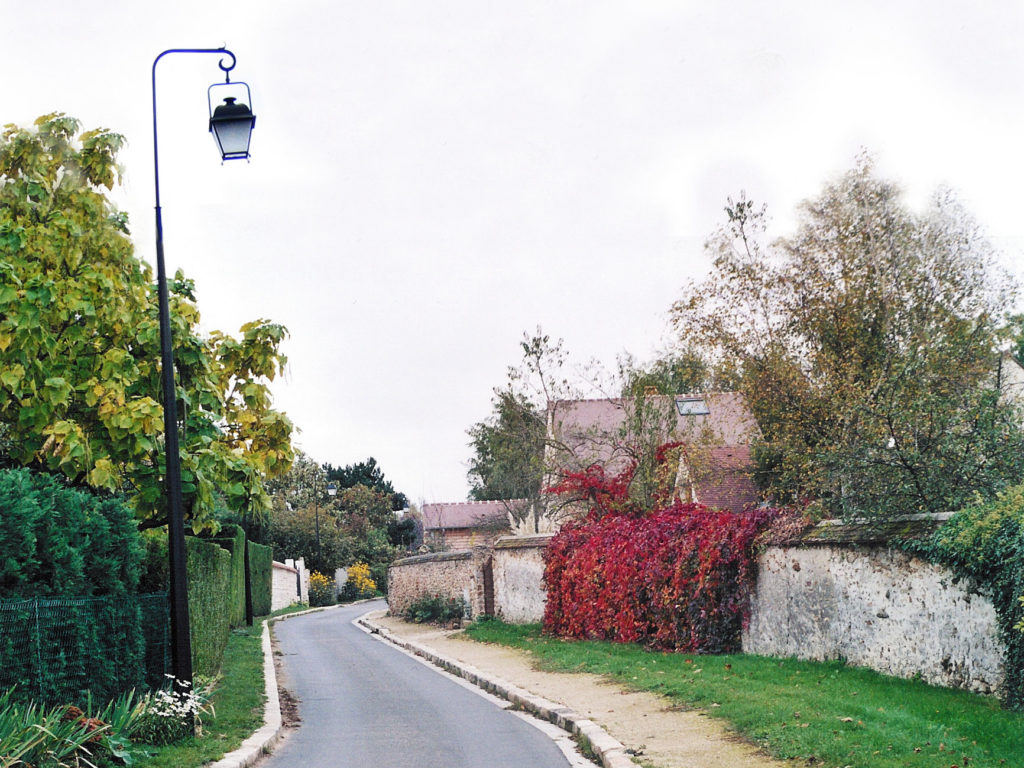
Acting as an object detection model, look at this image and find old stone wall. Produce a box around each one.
[743,544,1005,694]
[387,549,489,618]
[492,534,552,623]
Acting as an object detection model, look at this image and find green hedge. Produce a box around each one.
[0,468,142,597]
[185,537,231,678]
[904,485,1024,709]
[248,542,273,617]
[206,524,246,628]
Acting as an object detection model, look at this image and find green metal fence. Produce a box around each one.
[0,593,169,706]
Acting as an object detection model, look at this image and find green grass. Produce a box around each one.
[135,621,266,767]
[465,620,1024,768]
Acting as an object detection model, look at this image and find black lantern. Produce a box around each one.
[209,84,256,161]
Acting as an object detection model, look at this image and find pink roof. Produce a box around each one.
[422,500,525,531]
[550,392,759,468]
[692,445,760,512]
[548,392,763,512]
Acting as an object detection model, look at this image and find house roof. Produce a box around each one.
[421,500,525,531]
[548,392,762,512]
[692,445,760,512]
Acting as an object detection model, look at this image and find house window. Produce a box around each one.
[675,397,709,416]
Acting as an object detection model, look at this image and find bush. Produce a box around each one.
[248,542,273,617]
[905,484,1024,708]
[0,686,148,768]
[0,467,142,597]
[403,594,467,625]
[131,677,214,746]
[543,501,780,652]
[308,571,335,607]
[340,562,376,601]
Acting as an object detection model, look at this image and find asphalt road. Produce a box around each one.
[261,600,573,768]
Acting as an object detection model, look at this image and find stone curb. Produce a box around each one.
[207,598,380,768]
[206,620,281,768]
[357,613,635,768]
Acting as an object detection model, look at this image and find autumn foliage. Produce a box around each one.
[543,454,780,652]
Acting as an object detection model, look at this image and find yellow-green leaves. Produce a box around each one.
[0,114,294,531]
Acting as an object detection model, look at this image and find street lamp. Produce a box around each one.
[152,47,256,694]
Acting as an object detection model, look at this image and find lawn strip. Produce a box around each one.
[136,621,266,767]
[465,620,1024,768]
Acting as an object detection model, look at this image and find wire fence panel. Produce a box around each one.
[0,593,169,706]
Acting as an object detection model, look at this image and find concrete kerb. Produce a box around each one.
[207,598,380,768]
[357,612,636,768]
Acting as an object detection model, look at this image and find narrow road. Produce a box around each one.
[262,600,574,768]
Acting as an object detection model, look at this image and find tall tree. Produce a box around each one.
[0,114,294,530]
[467,389,545,502]
[670,156,1024,518]
[324,456,408,510]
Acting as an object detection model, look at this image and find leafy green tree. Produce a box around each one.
[0,114,293,530]
[324,456,408,510]
[267,507,354,576]
[467,389,545,502]
[670,156,1024,518]
[618,350,741,398]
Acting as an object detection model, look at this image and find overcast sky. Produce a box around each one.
[4,2,1024,504]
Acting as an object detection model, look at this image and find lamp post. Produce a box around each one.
[152,47,256,693]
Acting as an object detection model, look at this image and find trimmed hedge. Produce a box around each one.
[206,524,246,627]
[248,542,273,617]
[185,537,232,677]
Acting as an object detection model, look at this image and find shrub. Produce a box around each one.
[403,594,467,625]
[905,484,1024,708]
[0,467,142,597]
[0,686,148,768]
[340,562,376,601]
[543,501,780,652]
[131,676,215,746]
[308,571,335,607]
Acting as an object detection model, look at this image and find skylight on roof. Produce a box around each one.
[675,397,710,416]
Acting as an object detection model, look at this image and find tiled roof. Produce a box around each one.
[692,445,760,512]
[548,392,763,512]
[421,500,525,531]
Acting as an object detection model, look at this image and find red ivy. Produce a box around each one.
[545,461,639,517]
[543,501,781,653]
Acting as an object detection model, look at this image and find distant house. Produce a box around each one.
[421,500,527,550]
[546,392,762,515]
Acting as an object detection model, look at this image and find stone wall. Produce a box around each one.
[492,534,552,623]
[271,559,307,612]
[743,544,1005,694]
[387,549,489,618]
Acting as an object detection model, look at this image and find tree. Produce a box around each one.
[618,349,740,398]
[0,114,294,530]
[670,156,1024,518]
[467,389,545,502]
[324,456,408,510]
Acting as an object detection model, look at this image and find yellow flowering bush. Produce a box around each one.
[308,571,335,607]
[341,563,377,601]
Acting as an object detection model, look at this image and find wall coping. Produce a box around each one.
[272,561,298,574]
[781,512,953,547]
[494,533,554,550]
[391,550,473,567]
